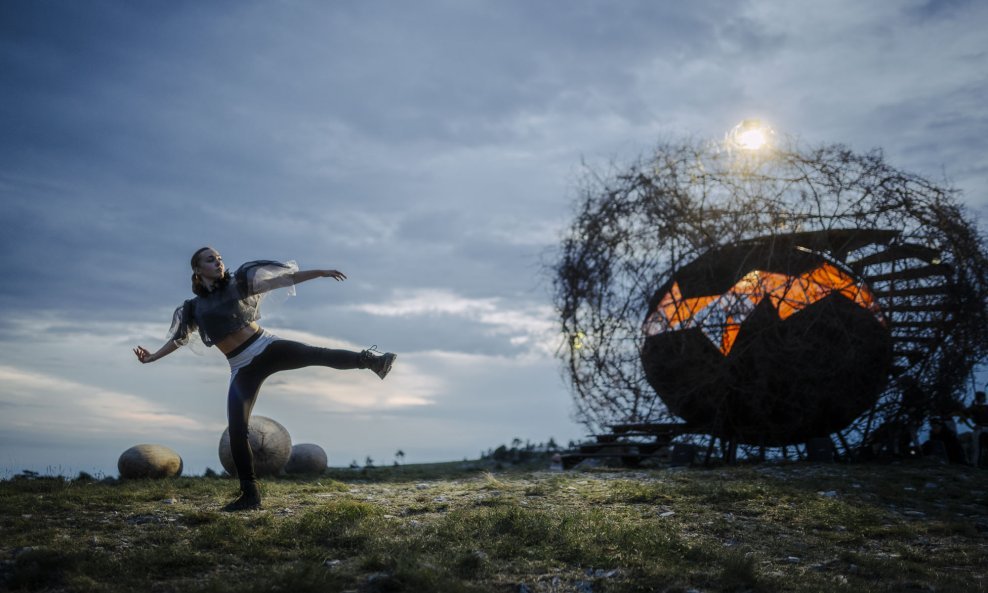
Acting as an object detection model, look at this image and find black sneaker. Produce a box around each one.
[373,352,397,380]
[223,481,261,512]
[361,347,397,380]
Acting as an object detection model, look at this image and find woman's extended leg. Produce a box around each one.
[249,339,396,379]
[254,340,364,372]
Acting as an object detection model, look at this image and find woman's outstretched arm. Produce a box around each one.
[134,340,179,364]
[292,269,347,284]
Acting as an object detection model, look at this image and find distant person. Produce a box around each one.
[134,247,396,511]
[898,376,926,453]
[922,417,966,464]
[866,419,914,458]
[963,391,988,468]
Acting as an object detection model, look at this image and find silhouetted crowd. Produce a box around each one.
[920,390,988,466]
[866,389,988,467]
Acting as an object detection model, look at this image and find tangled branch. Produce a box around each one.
[554,139,988,452]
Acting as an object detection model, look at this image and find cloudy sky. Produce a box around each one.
[2,0,986,477]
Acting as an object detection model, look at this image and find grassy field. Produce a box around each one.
[1,459,986,593]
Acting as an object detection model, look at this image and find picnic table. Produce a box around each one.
[560,422,698,469]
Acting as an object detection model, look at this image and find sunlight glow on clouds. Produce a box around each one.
[0,365,216,440]
[348,289,559,355]
[266,323,567,408]
[264,327,442,411]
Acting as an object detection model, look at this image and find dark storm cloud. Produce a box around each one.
[4,1,743,317]
[906,0,976,20]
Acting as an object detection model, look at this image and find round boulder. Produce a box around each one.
[118,444,183,479]
[218,416,292,477]
[284,443,328,475]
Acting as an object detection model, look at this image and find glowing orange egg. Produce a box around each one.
[641,242,892,446]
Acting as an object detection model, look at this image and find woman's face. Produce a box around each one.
[195,248,225,281]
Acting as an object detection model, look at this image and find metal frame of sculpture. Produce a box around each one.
[553,138,988,459]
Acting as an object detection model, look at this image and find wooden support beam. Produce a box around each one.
[864,264,950,283]
[849,243,941,269]
[873,285,948,298]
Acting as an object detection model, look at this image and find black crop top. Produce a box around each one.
[168,260,298,347]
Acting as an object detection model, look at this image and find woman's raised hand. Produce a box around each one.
[133,346,154,363]
[323,270,347,281]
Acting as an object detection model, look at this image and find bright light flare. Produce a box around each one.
[728,119,775,151]
[737,128,768,150]
[571,331,586,350]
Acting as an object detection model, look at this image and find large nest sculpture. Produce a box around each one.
[554,137,988,457]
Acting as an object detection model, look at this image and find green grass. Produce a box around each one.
[2,460,987,592]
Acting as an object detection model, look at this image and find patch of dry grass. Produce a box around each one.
[1,460,986,592]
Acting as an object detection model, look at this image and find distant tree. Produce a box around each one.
[394,449,405,465]
[364,456,375,468]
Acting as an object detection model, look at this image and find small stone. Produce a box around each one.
[416,483,429,490]
[659,511,676,518]
[162,498,177,505]
[923,482,938,489]
[518,585,533,593]
[903,486,917,491]
[903,510,926,518]
[366,572,389,583]
[818,491,838,498]
[323,559,342,569]
[835,575,848,585]
[126,515,158,525]
[786,556,801,563]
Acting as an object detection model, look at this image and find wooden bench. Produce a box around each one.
[561,422,696,469]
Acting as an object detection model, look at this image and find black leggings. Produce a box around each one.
[227,339,362,484]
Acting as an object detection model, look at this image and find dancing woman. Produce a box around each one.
[133,247,396,511]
